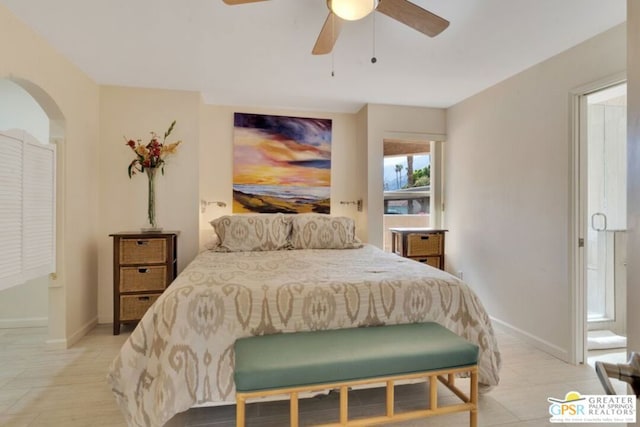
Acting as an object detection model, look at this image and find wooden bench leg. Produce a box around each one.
[340,386,349,424]
[429,375,438,410]
[236,395,246,427]
[386,380,394,417]
[470,370,478,427]
[290,391,299,427]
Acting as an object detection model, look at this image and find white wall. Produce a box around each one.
[446,24,626,360]
[198,105,364,248]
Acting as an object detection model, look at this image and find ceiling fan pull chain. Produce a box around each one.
[371,10,377,64]
[331,50,335,77]
[331,17,336,77]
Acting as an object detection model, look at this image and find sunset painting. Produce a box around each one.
[233,113,332,213]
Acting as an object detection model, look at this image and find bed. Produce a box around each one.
[107,214,501,426]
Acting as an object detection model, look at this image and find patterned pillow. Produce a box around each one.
[290,214,362,249]
[210,214,291,252]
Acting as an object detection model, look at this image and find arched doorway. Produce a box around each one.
[0,77,66,344]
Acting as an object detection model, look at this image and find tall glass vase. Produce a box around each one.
[144,167,160,231]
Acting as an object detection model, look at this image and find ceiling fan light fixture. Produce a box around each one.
[329,0,379,21]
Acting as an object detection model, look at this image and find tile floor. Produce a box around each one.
[0,324,630,426]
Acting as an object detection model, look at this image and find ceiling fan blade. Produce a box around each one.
[312,12,343,55]
[376,0,449,37]
[222,0,268,4]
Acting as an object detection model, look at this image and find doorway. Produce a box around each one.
[574,80,628,364]
[0,77,66,345]
[0,79,51,328]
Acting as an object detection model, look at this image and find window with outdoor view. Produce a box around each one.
[383,154,430,215]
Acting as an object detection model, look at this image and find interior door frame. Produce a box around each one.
[570,72,626,365]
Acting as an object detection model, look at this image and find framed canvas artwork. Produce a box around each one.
[233,113,332,214]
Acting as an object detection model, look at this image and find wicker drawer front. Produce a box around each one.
[120,266,167,292]
[120,238,167,264]
[120,293,161,321]
[411,256,441,269]
[406,233,443,256]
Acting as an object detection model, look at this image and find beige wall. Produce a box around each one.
[97,86,201,323]
[354,106,369,241]
[446,24,626,360]
[0,3,101,346]
[198,105,364,247]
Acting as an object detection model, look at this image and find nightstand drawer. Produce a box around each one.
[411,256,441,269]
[120,293,162,321]
[406,233,442,256]
[120,266,167,292]
[120,238,167,264]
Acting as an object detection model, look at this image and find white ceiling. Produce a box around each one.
[1,0,626,112]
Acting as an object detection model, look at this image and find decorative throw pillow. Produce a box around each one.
[290,214,362,249]
[210,214,291,252]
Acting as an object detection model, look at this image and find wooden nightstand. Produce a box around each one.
[390,228,447,270]
[110,231,178,335]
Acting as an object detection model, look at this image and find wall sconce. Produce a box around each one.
[200,199,227,213]
[339,198,363,212]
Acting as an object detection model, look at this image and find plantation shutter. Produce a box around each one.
[0,130,55,291]
[0,132,23,288]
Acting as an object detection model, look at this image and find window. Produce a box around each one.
[383,154,430,214]
[0,130,55,291]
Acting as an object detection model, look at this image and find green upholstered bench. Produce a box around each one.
[234,322,479,427]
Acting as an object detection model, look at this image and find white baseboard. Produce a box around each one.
[0,317,48,329]
[491,316,570,362]
[46,316,98,349]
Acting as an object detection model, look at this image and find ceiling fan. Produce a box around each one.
[222,0,449,55]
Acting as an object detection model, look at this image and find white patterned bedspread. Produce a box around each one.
[108,244,501,426]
